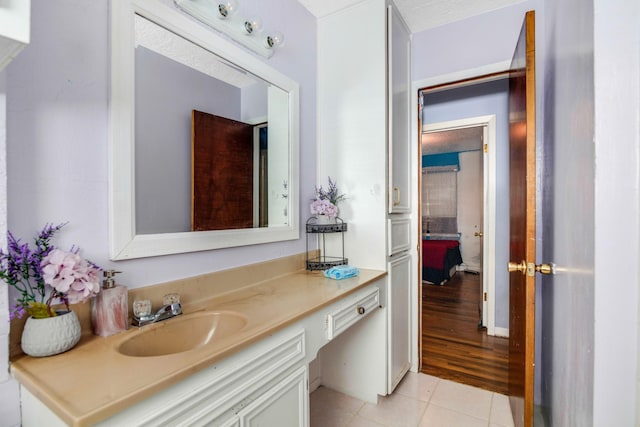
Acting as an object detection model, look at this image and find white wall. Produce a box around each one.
[316,0,388,270]
[0,68,21,426]
[2,0,316,422]
[592,0,640,424]
[457,150,483,271]
[541,0,639,424]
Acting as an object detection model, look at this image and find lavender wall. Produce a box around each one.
[134,47,242,234]
[412,0,548,407]
[541,0,640,424]
[421,79,511,329]
[2,1,315,422]
[6,0,316,290]
[540,0,595,423]
[412,1,543,335]
[412,1,539,80]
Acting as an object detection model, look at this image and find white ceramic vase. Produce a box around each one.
[21,311,82,357]
[316,214,334,225]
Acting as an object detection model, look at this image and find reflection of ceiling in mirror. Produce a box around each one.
[134,14,257,88]
[421,127,483,154]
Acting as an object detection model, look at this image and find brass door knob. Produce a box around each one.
[508,260,527,275]
[535,263,555,275]
[508,261,555,276]
[474,231,484,237]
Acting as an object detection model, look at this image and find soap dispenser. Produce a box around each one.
[91,270,128,336]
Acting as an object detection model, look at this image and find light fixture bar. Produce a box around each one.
[175,0,278,58]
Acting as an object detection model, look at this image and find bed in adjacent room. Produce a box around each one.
[422,239,463,285]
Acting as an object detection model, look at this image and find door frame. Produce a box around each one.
[421,115,497,335]
[411,62,510,372]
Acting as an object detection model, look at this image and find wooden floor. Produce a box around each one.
[421,271,509,394]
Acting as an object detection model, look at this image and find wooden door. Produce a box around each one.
[508,11,536,427]
[191,110,254,231]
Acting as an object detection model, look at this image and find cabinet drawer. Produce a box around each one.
[326,286,380,340]
[388,218,411,256]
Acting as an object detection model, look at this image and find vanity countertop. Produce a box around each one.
[10,268,386,427]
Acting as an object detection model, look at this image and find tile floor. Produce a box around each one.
[310,372,515,427]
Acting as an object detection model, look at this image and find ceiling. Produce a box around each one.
[421,127,483,154]
[296,0,525,33]
[135,15,258,88]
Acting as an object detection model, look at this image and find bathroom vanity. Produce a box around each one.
[11,257,387,427]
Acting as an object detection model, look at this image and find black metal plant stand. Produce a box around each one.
[306,216,348,270]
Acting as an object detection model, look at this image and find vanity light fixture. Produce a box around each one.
[175,0,283,58]
[266,31,285,49]
[243,16,263,34]
[217,0,238,18]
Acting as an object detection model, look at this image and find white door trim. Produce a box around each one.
[421,115,497,336]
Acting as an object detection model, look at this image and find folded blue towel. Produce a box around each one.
[323,265,360,280]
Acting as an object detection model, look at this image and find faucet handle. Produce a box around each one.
[132,299,152,318]
[163,293,180,305]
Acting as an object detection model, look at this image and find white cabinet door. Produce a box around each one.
[388,253,412,393]
[387,1,411,214]
[388,218,411,256]
[239,366,308,427]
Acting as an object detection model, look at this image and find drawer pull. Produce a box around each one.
[357,306,366,315]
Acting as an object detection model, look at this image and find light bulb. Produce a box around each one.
[217,0,239,19]
[243,16,263,35]
[265,31,284,48]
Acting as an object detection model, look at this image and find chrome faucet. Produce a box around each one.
[132,301,183,327]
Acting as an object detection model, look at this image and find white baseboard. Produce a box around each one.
[494,327,509,338]
[309,375,322,393]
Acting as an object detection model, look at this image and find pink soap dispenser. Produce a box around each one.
[91,270,128,336]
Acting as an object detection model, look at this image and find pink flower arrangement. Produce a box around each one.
[310,198,339,218]
[41,249,101,305]
[0,223,102,319]
[310,177,346,219]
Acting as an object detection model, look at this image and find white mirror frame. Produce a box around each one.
[109,0,300,260]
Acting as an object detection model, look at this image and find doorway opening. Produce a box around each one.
[421,116,497,333]
[418,78,509,393]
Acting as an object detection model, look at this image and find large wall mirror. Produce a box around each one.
[110,0,299,260]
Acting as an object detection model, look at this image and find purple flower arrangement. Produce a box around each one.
[0,223,102,319]
[310,177,346,219]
